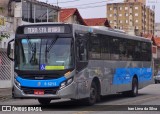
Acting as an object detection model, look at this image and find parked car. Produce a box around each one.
[154,71,160,84]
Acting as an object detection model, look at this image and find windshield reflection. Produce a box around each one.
[15,37,74,71]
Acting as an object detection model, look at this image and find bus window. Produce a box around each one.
[77,40,87,61]
[101,35,110,60]
[110,38,120,60]
[89,35,101,59]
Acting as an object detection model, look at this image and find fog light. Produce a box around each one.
[60,82,66,89]
[67,78,73,85]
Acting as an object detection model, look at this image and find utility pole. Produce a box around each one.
[57,0,58,6]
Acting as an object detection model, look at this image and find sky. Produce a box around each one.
[40,0,160,23]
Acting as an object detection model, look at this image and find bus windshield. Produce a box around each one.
[15,37,74,71]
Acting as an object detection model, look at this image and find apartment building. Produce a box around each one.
[124,0,146,5]
[107,1,155,36]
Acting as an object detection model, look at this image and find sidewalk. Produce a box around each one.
[0,88,12,101]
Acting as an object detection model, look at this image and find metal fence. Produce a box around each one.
[0,48,13,88]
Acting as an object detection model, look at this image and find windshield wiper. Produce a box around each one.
[30,43,38,65]
[26,38,38,65]
[45,37,58,63]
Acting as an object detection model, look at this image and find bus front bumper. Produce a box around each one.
[13,81,77,99]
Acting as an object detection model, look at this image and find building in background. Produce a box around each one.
[84,18,111,27]
[0,0,60,49]
[155,23,160,37]
[124,0,146,4]
[0,0,59,88]
[59,8,86,25]
[107,1,155,36]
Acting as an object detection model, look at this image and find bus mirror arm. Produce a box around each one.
[7,39,14,61]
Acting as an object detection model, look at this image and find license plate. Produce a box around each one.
[34,90,44,95]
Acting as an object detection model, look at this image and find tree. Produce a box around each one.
[0,32,10,41]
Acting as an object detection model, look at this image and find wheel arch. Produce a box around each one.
[132,74,139,88]
[92,77,101,95]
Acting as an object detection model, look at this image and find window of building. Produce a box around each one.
[135,20,138,23]
[114,14,117,17]
[135,7,138,10]
[110,21,112,23]
[109,14,112,17]
[119,26,123,29]
[119,7,122,10]
[22,1,58,23]
[125,13,128,16]
[119,20,123,23]
[110,7,112,10]
[125,7,128,10]
[135,13,138,16]
[119,14,122,17]
[126,20,128,23]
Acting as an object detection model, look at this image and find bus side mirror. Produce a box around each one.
[7,39,14,61]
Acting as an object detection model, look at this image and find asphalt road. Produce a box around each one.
[1,84,160,114]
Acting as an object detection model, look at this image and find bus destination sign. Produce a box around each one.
[24,26,65,34]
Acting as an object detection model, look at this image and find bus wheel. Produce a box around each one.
[38,98,51,105]
[85,82,97,105]
[129,78,138,97]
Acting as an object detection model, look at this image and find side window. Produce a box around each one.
[134,41,141,61]
[141,42,151,61]
[119,39,128,61]
[76,34,88,61]
[89,35,101,59]
[101,35,110,60]
[110,38,120,60]
[146,43,152,61]
[126,40,136,61]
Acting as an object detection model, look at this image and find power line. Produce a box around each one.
[73,4,108,9]
[50,0,80,5]
[65,0,113,8]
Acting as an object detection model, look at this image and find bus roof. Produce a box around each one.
[18,23,151,43]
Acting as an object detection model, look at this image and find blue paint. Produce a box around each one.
[113,68,152,85]
[40,64,46,70]
[16,76,66,88]
[21,39,27,44]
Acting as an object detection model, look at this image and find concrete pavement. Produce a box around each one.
[0,88,12,101]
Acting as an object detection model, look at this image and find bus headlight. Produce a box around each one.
[60,77,73,89]
[14,79,21,89]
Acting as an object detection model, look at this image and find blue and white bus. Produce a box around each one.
[7,23,153,105]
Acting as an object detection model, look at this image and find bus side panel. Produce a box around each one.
[75,68,92,99]
[75,60,152,99]
[104,61,152,94]
[138,61,153,89]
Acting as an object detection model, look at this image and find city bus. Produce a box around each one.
[7,23,153,105]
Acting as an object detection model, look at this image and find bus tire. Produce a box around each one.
[129,78,138,97]
[85,81,97,105]
[155,80,158,84]
[38,98,51,105]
